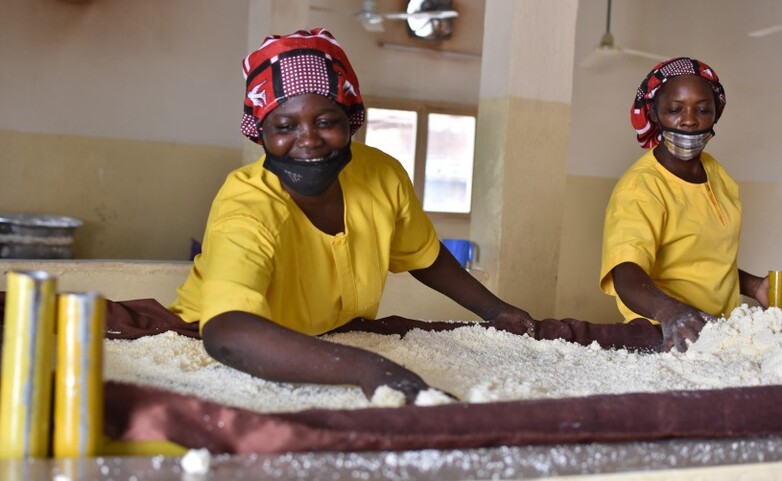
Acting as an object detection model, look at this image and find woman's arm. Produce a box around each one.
[739,269,768,307]
[408,242,536,335]
[612,261,717,352]
[202,311,430,403]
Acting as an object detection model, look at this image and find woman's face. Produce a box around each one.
[651,75,717,131]
[261,93,351,160]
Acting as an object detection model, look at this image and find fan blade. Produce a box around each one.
[580,45,666,70]
[582,0,666,70]
[356,11,385,32]
[309,5,352,14]
[579,46,620,69]
[747,24,782,37]
[618,46,667,62]
[383,10,459,21]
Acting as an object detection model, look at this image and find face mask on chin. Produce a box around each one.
[659,126,715,161]
[263,143,352,196]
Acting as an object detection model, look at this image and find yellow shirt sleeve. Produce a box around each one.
[197,214,276,326]
[599,174,665,296]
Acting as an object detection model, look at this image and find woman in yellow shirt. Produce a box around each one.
[170,28,534,403]
[600,57,768,353]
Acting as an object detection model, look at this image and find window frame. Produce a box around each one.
[354,96,477,220]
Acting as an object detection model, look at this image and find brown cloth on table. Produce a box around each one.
[4,294,782,454]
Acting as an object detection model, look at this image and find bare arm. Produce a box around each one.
[611,261,717,352]
[409,242,535,335]
[202,311,430,403]
[739,269,768,308]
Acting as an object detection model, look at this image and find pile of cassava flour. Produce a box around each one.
[103,305,782,413]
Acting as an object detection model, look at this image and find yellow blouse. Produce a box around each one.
[600,150,742,322]
[170,142,440,335]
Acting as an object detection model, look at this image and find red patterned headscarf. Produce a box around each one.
[631,57,726,149]
[240,28,365,146]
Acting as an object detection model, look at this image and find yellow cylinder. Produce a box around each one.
[769,271,782,308]
[0,270,57,459]
[54,292,105,458]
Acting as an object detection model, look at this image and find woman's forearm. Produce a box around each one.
[739,269,764,299]
[409,242,506,320]
[203,312,390,386]
[611,262,679,320]
[201,311,429,400]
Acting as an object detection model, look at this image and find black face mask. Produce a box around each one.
[263,143,352,196]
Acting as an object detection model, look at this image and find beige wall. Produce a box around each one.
[555,175,629,324]
[0,260,480,321]
[0,260,192,305]
[0,0,249,260]
[472,96,572,315]
[1,0,479,261]
[470,1,576,319]
[0,0,249,148]
[0,131,239,259]
[569,0,782,180]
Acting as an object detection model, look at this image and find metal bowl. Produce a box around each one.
[0,212,83,259]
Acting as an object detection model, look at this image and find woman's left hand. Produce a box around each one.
[487,305,537,337]
[755,276,769,308]
[410,242,538,336]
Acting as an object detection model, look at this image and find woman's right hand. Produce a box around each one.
[655,301,717,352]
[357,355,432,404]
[612,262,718,352]
[204,311,438,404]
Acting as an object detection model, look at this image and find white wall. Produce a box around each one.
[569,0,782,180]
[0,0,250,149]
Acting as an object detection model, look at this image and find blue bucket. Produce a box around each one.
[442,239,475,270]
[190,238,202,261]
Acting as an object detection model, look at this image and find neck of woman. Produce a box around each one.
[652,144,707,184]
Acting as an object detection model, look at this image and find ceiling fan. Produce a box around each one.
[311,0,458,34]
[580,0,666,69]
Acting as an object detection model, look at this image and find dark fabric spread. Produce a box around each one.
[3,294,781,454]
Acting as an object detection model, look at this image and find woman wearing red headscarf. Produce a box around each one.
[600,57,769,353]
[169,28,535,403]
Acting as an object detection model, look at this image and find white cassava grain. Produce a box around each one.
[103,305,782,413]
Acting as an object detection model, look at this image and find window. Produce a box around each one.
[358,98,476,215]
[364,108,417,182]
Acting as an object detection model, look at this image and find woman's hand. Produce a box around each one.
[740,269,768,308]
[410,242,538,334]
[487,304,537,337]
[754,276,770,308]
[612,262,720,352]
[654,301,717,352]
[357,356,432,404]
[203,311,435,404]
